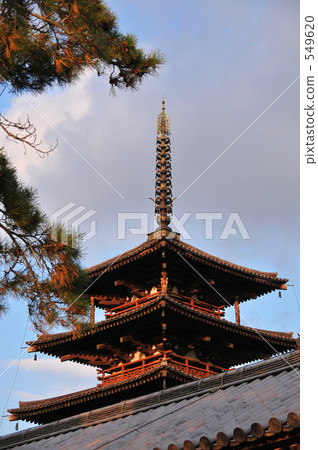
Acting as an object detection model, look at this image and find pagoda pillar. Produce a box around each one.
[90,297,95,325]
[235,296,240,325]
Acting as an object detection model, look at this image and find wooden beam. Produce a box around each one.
[27,346,37,353]
[61,352,118,367]
[61,354,77,362]
[120,335,132,343]
[90,297,95,325]
[114,280,146,297]
[96,342,131,363]
[97,338,154,360]
[127,338,155,355]
[9,414,18,422]
[234,297,240,325]
[92,297,125,307]
[96,343,108,350]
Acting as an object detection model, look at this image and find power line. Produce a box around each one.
[287,283,300,312]
[0,316,29,431]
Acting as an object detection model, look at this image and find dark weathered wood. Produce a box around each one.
[268,417,283,434]
[95,343,130,363]
[95,298,124,307]
[113,280,146,297]
[119,335,132,343]
[287,412,300,428]
[61,352,116,367]
[96,343,108,350]
[233,427,246,443]
[216,431,229,447]
[61,354,77,362]
[251,422,264,438]
[167,444,178,450]
[199,436,211,449]
[234,298,240,325]
[183,439,195,450]
[90,297,95,324]
[290,444,300,450]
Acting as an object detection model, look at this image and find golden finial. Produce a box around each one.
[148,100,179,241]
[154,100,173,231]
[157,98,171,136]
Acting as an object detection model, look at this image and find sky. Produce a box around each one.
[0,0,300,437]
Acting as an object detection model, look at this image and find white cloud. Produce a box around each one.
[16,358,97,379]
[1,71,94,183]
[13,391,44,401]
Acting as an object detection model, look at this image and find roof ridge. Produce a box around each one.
[86,239,160,274]
[165,295,296,342]
[167,238,287,281]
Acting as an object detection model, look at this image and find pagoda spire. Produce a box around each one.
[154,99,173,233]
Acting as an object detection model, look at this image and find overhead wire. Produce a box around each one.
[0,315,29,431]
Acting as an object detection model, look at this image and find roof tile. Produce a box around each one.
[1,351,299,450]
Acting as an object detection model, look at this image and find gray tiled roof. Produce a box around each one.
[1,350,300,450]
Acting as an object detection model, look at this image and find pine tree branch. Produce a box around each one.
[0,114,57,155]
[0,221,49,302]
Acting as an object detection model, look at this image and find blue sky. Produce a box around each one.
[0,0,300,436]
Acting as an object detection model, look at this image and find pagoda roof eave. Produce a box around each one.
[86,237,288,289]
[7,350,300,426]
[86,238,161,276]
[7,366,195,424]
[26,294,297,358]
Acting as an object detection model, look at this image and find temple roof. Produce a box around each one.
[27,294,294,347]
[3,350,300,449]
[86,237,288,305]
[26,293,297,369]
[87,237,285,282]
[7,364,197,425]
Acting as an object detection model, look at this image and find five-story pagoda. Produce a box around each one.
[8,101,297,426]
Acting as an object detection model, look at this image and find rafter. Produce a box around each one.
[60,353,116,368]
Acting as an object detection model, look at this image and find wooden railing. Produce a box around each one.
[169,292,225,317]
[97,353,166,386]
[100,291,225,320]
[103,292,159,318]
[97,351,226,386]
[167,353,225,378]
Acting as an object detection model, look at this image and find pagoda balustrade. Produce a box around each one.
[171,293,225,317]
[94,292,225,320]
[97,351,227,387]
[102,292,159,318]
